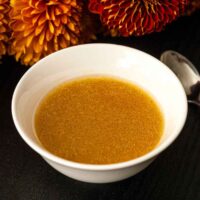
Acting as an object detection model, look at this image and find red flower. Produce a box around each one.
[89,0,188,37]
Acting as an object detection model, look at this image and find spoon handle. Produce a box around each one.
[188,81,200,107]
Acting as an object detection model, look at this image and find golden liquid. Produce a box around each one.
[35,76,164,164]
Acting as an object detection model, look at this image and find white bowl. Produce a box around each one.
[12,44,187,183]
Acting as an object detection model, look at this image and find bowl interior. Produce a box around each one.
[12,44,187,167]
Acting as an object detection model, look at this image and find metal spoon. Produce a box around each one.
[160,50,200,106]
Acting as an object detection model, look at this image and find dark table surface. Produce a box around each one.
[1,11,200,200]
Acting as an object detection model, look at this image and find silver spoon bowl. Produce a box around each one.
[160,50,200,106]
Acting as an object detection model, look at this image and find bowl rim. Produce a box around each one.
[11,43,188,171]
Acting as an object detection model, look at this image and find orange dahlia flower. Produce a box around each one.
[89,0,188,37]
[9,0,95,66]
[0,0,10,57]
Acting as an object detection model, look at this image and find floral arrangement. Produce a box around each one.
[0,0,199,66]
[0,0,9,57]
